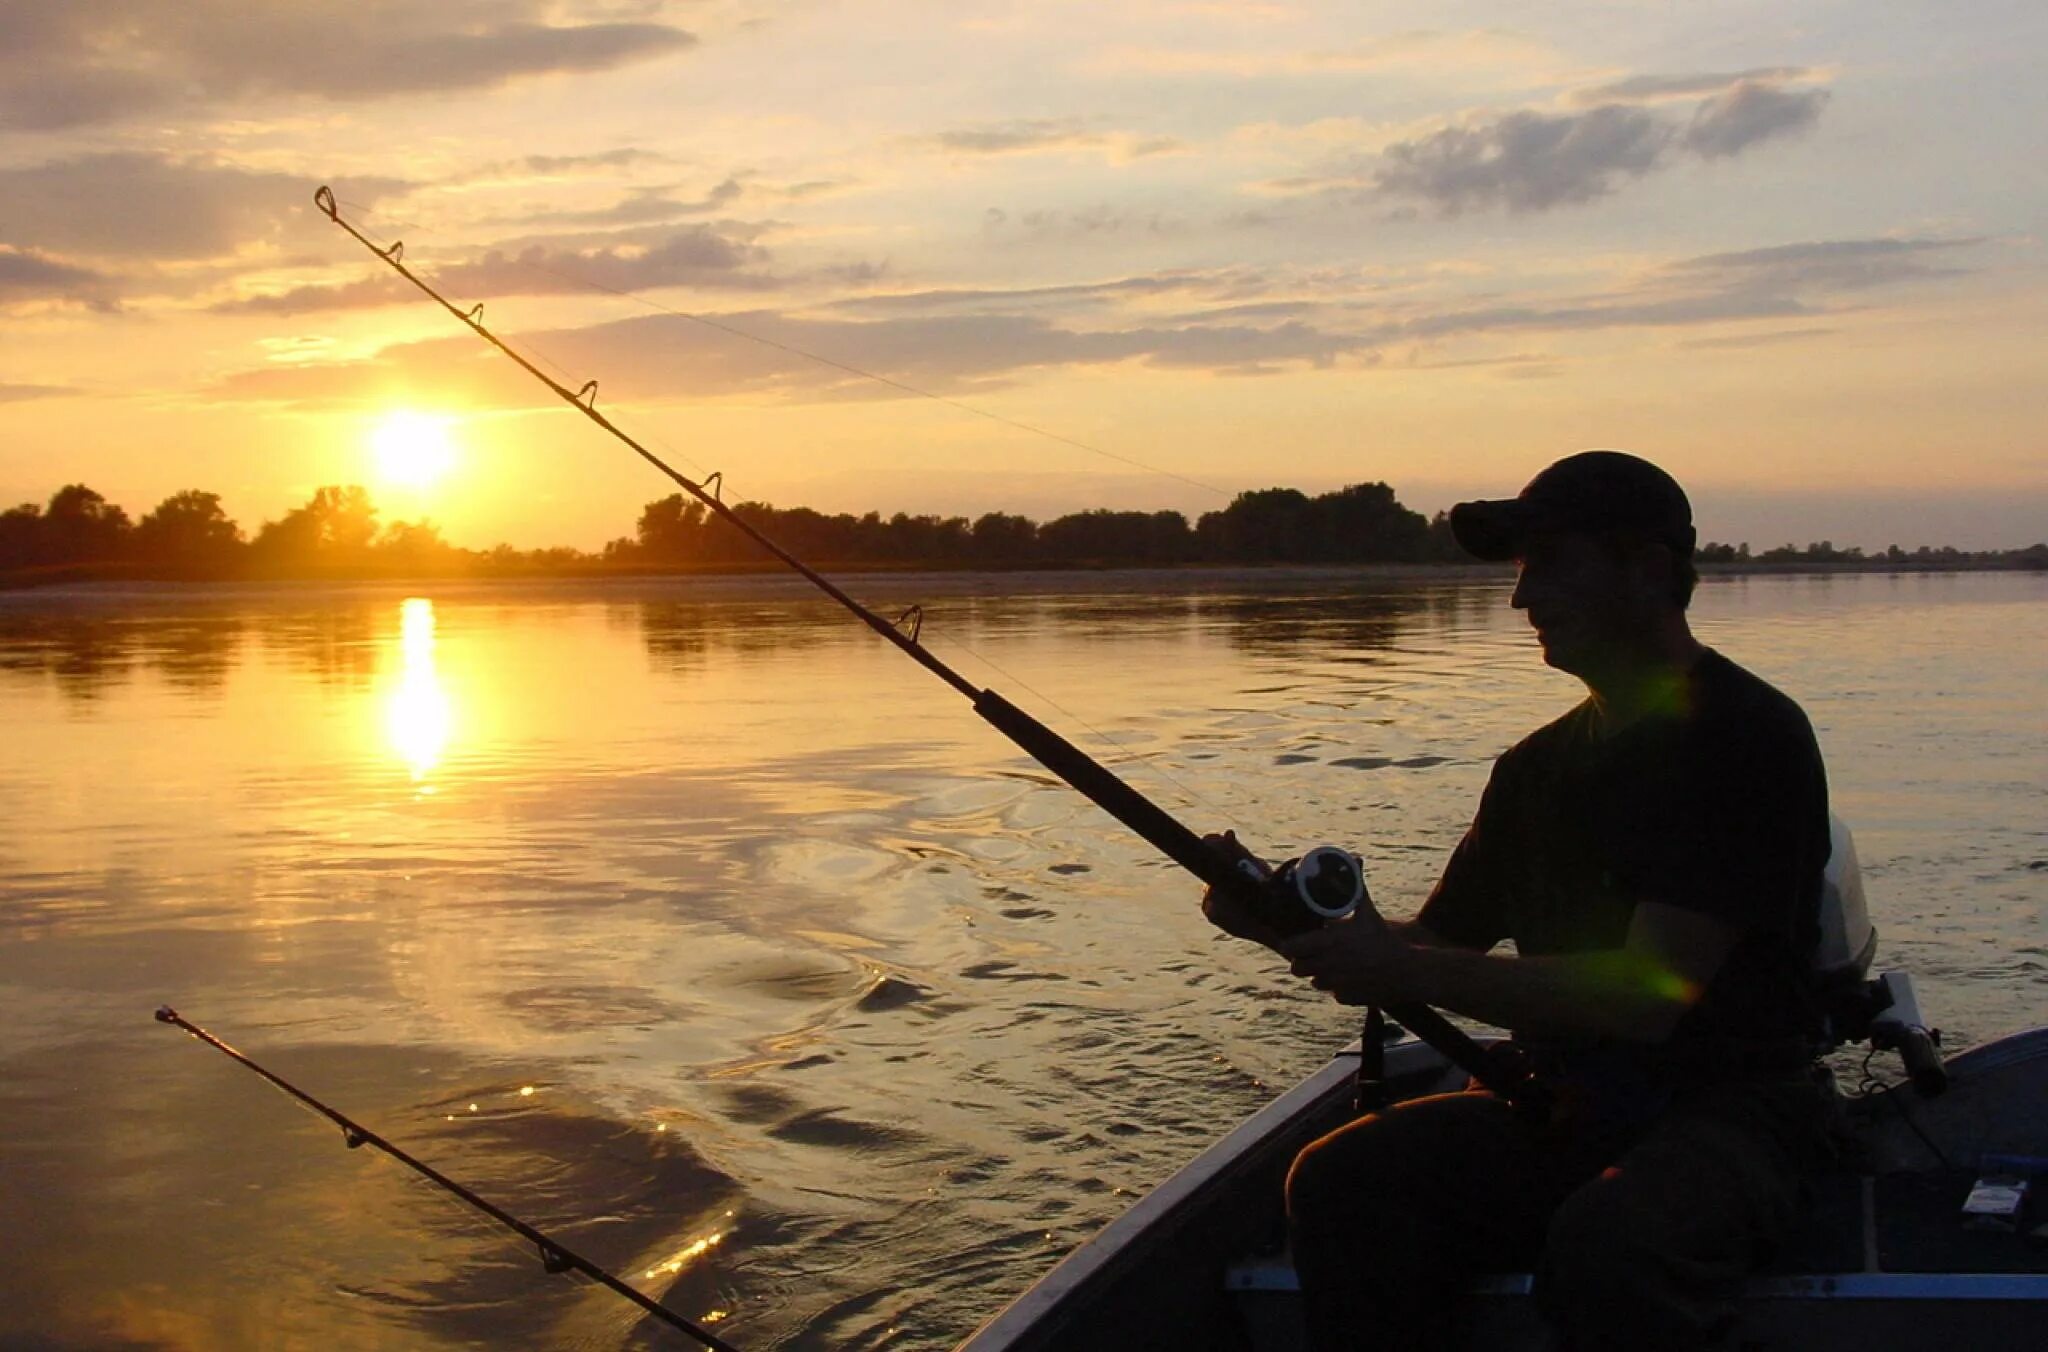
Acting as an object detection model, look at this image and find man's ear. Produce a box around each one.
[1624,539,1674,605]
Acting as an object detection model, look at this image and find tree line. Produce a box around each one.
[0,484,457,579]
[618,480,1460,568]
[3,481,2041,583]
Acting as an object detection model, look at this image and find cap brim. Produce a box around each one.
[1448,499,1539,562]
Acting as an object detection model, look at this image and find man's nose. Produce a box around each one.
[1510,567,1531,610]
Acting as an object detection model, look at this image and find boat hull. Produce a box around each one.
[960,1028,2048,1352]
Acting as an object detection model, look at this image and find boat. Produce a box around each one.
[958,822,2048,1350]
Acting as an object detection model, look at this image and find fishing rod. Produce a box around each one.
[154,1006,741,1351]
[310,186,1525,1103]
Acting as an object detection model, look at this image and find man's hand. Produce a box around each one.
[1198,831,1289,951]
[1277,906,1418,1006]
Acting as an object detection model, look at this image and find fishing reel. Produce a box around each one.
[1231,844,1370,938]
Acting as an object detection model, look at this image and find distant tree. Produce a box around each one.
[637,494,707,560]
[136,490,243,568]
[0,502,45,569]
[1195,483,1427,563]
[250,485,379,568]
[1421,510,1467,562]
[1039,508,1192,564]
[1197,487,1313,561]
[971,511,1037,564]
[378,519,452,567]
[43,484,132,563]
[1307,481,1429,562]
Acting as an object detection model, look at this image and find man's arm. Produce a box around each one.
[1281,900,1739,1044]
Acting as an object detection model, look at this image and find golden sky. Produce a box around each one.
[2,1,2043,550]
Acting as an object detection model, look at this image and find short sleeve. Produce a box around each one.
[1415,756,1519,951]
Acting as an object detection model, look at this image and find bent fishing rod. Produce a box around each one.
[311,186,1524,1103]
[155,1007,740,1351]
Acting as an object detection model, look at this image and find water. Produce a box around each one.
[1,569,2042,1350]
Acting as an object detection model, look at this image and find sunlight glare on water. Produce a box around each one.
[385,597,453,784]
[0,569,2041,1350]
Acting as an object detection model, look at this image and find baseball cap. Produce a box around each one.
[1448,450,1696,563]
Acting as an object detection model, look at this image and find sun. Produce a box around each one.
[369,410,459,493]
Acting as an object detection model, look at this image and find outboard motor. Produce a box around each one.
[1813,815,1877,985]
[1813,817,1948,1097]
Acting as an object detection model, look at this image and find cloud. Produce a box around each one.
[0,154,408,262]
[828,271,1243,316]
[0,247,115,309]
[925,119,1182,163]
[1083,29,1563,81]
[1680,79,1829,158]
[981,204,1188,241]
[524,178,747,228]
[1374,105,1673,214]
[458,149,674,186]
[204,234,1986,409]
[1676,327,1836,350]
[207,306,1377,410]
[0,381,77,403]
[1669,237,1980,291]
[1368,71,1830,215]
[218,225,776,314]
[0,1,696,130]
[1376,236,1983,342]
[1570,68,1813,106]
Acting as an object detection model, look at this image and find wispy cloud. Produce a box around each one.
[465,149,675,183]
[981,204,1188,242]
[1669,237,1980,290]
[0,0,696,130]
[827,271,1250,316]
[0,380,77,403]
[1082,28,1564,81]
[206,232,1984,409]
[1676,327,1836,350]
[1570,67,1815,106]
[523,178,748,229]
[218,224,777,314]
[0,154,408,262]
[0,246,116,310]
[206,304,1378,410]
[924,119,1182,163]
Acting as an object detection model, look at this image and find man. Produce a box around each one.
[1203,451,1836,1351]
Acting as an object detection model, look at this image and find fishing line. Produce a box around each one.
[329,199,1231,499]
[153,1007,742,1351]
[311,184,1518,1110]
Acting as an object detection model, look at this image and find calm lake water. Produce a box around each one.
[2,569,2043,1350]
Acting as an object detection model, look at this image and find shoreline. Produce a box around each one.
[2,555,2042,600]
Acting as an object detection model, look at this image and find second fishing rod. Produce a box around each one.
[312,186,1525,1103]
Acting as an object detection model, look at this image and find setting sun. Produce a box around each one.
[370,411,459,493]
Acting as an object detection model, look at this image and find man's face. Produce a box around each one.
[1510,531,1657,676]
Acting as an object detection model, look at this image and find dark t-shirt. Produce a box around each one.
[1416,649,1831,1054]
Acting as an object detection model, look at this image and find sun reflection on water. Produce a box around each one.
[644,1210,737,1280]
[385,597,453,783]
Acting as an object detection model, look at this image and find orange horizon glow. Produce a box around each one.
[0,8,2042,552]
